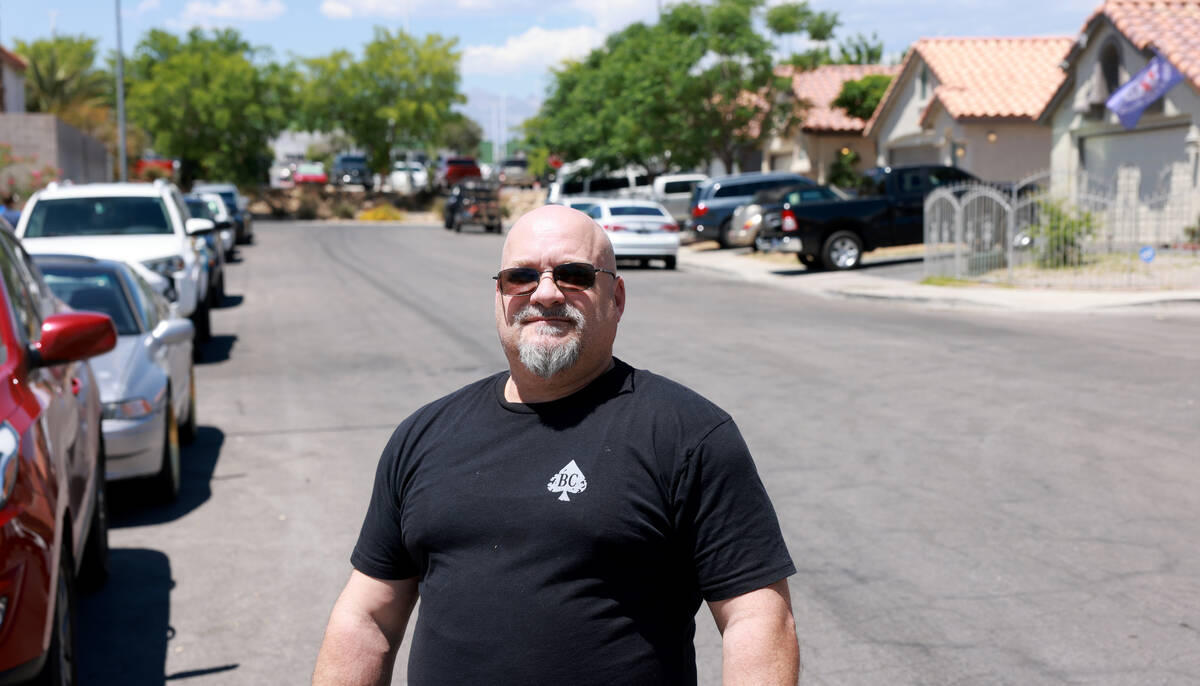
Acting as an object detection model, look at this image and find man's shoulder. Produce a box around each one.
[621,361,731,424]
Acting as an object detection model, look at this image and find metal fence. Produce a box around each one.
[924,165,1200,289]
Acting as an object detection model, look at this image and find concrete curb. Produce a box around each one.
[677,246,1200,313]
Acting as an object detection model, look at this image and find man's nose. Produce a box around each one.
[529,272,565,306]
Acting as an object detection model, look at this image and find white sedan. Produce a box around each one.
[581,199,680,269]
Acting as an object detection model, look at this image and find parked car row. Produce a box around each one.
[0,177,254,685]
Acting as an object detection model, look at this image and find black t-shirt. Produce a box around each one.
[352,359,794,686]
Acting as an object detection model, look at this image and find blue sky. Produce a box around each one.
[0,0,1100,145]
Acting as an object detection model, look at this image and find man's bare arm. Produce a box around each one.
[313,570,419,686]
[707,579,799,686]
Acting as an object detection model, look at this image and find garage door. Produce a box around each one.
[1082,126,1188,197]
[888,145,940,166]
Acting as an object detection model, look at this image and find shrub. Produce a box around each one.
[356,204,405,222]
[333,200,356,219]
[1029,199,1096,268]
[296,194,319,220]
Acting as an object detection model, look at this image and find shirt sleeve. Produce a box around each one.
[673,418,795,602]
[350,429,420,580]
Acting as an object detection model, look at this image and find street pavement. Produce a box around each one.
[77,220,1200,685]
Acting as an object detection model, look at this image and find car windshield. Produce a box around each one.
[609,206,668,217]
[503,160,528,168]
[185,199,212,219]
[39,266,140,335]
[24,196,173,237]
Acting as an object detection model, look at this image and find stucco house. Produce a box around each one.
[760,64,899,184]
[864,37,1073,183]
[0,46,25,114]
[1039,0,1200,199]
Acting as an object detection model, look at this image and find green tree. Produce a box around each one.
[832,73,893,120]
[125,28,296,187]
[15,35,111,137]
[440,113,483,155]
[835,33,884,65]
[296,28,463,172]
[529,0,830,176]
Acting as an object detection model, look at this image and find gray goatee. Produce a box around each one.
[514,304,586,378]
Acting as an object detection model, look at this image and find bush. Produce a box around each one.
[1029,199,1096,268]
[333,200,356,219]
[296,194,319,220]
[356,204,406,221]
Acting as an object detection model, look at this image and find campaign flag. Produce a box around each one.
[1106,52,1184,130]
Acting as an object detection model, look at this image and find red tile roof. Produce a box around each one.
[1082,0,1200,90]
[0,46,27,72]
[781,64,900,133]
[865,37,1072,135]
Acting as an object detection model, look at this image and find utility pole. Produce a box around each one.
[115,0,128,181]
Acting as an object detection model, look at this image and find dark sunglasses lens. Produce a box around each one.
[553,263,596,290]
[499,268,539,293]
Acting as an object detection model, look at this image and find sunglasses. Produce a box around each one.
[494,262,618,296]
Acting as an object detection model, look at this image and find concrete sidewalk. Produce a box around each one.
[677,245,1200,313]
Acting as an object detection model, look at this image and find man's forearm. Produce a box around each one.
[721,612,800,686]
[312,604,401,686]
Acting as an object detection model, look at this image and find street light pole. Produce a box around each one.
[115,0,128,181]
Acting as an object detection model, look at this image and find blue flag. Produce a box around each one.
[1106,53,1184,130]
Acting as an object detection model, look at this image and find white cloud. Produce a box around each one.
[136,0,161,13]
[319,0,401,18]
[462,25,605,77]
[568,0,658,33]
[175,0,286,27]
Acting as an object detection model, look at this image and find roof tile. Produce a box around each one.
[1099,0,1200,90]
[781,64,901,132]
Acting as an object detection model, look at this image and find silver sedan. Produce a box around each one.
[34,254,196,502]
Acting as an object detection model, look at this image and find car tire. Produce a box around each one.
[179,366,197,445]
[152,400,181,504]
[78,441,109,592]
[716,219,732,249]
[821,230,863,270]
[35,542,77,686]
[192,301,212,344]
[453,214,463,233]
[663,256,677,270]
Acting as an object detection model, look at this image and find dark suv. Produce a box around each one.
[688,172,814,248]
[331,154,373,190]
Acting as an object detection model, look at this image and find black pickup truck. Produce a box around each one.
[754,165,979,270]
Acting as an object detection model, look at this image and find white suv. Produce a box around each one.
[15,180,214,338]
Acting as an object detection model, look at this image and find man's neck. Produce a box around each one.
[504,357,615,404]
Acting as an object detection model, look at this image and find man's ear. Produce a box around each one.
[613,276,626,317]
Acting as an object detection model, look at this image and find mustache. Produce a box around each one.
[514,304,586,327]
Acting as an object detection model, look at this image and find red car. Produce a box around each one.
[292,162,328,185]
[0,231,116,686]
[437,157,482,190]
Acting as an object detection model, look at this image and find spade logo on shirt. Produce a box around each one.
[547,460,587,501]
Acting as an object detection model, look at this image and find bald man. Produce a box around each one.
[314,206,798,686]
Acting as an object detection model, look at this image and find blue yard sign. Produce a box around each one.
[1139,245,1156,263]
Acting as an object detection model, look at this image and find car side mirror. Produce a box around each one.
[151,318,195,347]
[186,218,215,235]
[29,312,117,368]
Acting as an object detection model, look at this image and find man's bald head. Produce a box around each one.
[501,205,616,272]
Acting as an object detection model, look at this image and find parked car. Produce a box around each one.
[754,165,981,270]
[388,161,429,195]
[183,195,227,305]
[550,196,608,213]
[331,154,373,190]
[15,180,214,340]
[546,161,654,204]
[34,255,196,503]
[192,182,254,245]
[653,173,708,224]
[688,172,815,248]
[293,161,328,185]
[191,191,236,259]
[0,231,116,686]
[496,157,535,187]
[581,199,680,269]
[436,157,482,191]
[443,179,503,233]
[728,183,848,249]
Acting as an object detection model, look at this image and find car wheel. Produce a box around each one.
[821,230,863,270]
[35,543,77,686]
[716,220,732,249]
[663,256,677,270]
[453,214,463,233]
[152,400,181,503]
[78,440,109,592]
[179,366,197,445]
[192,301,212,344]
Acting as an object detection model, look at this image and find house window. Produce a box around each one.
[920,67,929,99]
[1088,41,1122,119]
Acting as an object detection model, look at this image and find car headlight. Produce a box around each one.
[103,398,154,420]
[0,422,19,508]
[143,256,186,278]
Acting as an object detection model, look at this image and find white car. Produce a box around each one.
[581,199,680,270]
[387,161,429,195]
[15,180,214,338]
[193,191,236,257]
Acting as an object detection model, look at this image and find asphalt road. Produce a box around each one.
[80,220,1200,685]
